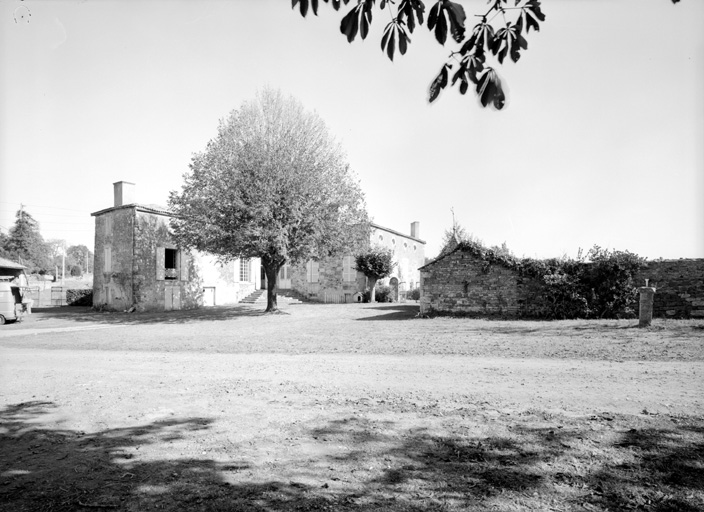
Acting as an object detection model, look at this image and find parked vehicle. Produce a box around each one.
[0,276,31,324]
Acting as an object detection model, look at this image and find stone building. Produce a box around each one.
[286,222,426,303]
[419,244,546,317]
[92,182,260,311]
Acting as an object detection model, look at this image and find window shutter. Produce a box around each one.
[156,247,165,280]
[104,246,112,272]
[343,256,354,282]
[180,251,189,281]
[307,260,319,283]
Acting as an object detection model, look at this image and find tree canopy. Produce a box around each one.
[169,88,370,312]
[292,0,546,108]
[67,244,93,274]
[2,209,52,273]
[355,246,395,302]
[292,0,682,108]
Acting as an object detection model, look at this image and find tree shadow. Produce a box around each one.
[2,402,702,511]
[355,304,419,321]
[19,305,270,326]
[307,414,704,511]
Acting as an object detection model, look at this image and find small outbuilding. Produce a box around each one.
[419,243,545,317]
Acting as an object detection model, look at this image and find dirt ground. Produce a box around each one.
[1,303,703,511]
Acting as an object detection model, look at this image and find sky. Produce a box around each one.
[1,0,702,260]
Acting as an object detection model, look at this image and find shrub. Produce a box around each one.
[582,246,645,318]
[407,288,421,301]
[70,265,83,277]
[451,240,646,320]
[67,289,92,306]
[375,285,393,303]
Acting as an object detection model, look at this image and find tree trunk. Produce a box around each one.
[263,261,280,313]
[368,277,378,303]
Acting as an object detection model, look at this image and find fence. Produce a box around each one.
[26,286,74,307]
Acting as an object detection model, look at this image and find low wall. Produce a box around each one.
[635,259,704,318]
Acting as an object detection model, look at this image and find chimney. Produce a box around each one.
[113,181,136,207]
[410,221,420,239]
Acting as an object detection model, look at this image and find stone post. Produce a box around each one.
[638,286,656,327]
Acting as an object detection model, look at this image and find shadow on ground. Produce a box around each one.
[355,304,419,321]
[23,305,269,326]
[2,402,702,511]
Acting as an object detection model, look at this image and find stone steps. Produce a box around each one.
[239,289,306,305]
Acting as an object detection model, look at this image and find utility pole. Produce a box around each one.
[61,241,65,287]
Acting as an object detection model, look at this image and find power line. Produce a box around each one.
[0,208,89,218]
[0,201,92,214]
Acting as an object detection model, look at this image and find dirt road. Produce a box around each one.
[1,304,703,511]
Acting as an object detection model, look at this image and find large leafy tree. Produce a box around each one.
[292,0,546,108]
[169,88,370,313]
[355,246,395,302]
[4,209,52,273]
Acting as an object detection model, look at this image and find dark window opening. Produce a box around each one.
[165,248,178,280]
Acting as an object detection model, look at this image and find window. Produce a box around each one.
[157,247,189,281]
[104,246,112,272]
[239,259,250,282]
[392,238,396,245]
[342,255,355,282]
[378,235,383,242]
[104,216,112,236]
[306,260,319,283]
[165,248,178,280]
[278,265,290,280]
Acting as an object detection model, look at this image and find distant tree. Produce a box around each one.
[292,0,546,108]
[0,231,10,259]
[67,244,93,273]
[5,209,51,272]
[169,88,370,313]
[355,246,395,302]
[46,239,67,269]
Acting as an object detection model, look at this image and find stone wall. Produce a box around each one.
[93,208,135,311]
[635,259,704,318]
[93,207,202,311]
[421,250,704,319]
[131,210,202,311]
[289,223,426,303]
[420,249,545,317]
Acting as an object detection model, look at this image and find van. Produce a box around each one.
[0,277,30,324]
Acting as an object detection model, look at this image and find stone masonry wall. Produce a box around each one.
[635,259,704,318]
[289,224,426,302]
[420,249,545,317]
[92,208,135,310]
[290,254,366,302]
[132,210,201,311]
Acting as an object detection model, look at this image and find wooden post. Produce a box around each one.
[638,286,656,327]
